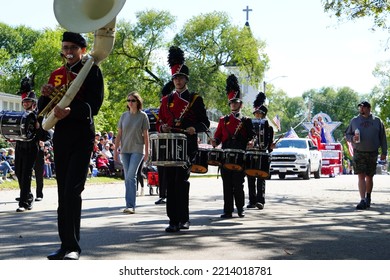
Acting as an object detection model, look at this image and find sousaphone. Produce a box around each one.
[42,0,126,130]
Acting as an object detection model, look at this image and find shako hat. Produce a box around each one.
[253,91,268,115]
[22,91,37,103]
[226,74,241,103]
[168,46,189,79]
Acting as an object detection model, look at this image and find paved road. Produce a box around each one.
[0,173,389,260]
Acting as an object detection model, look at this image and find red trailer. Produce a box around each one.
[319,143,343,177]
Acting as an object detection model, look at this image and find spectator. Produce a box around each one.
[0,148,15,182]
[44,144,53,179]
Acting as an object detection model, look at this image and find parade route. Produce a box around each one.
[0,174,389,260]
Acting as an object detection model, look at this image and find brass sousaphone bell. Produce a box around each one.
[42,0,126,130]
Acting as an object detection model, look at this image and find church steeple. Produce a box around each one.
[243,5,253,27]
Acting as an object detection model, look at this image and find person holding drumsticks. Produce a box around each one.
[210,74,255,219]
[246,92,274,210]
[156,46,210,232]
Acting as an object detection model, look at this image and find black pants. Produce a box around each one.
[247,176,265,205]
[34,149,44,198]
[220,168,245,214]
[15,141,38,208]
[164,166,190,226]
[157,166,167,199]
[54,138,92,253]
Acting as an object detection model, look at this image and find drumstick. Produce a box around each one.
[199,122,214,141]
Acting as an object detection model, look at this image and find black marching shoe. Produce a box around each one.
[237,209,245,218]
[220,213,233,219]
[246,204,256,209]
[255,202,264,210]
[47,249,67,260]
[63,251,80,260]
[35,197,43,202]
[16,206,33,212]
[179,221,190,230]
[165,225,180,233]
[155,198,166,205]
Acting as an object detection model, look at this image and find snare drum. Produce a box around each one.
[191,148,208,173]
[207,148,224,166]
[223,149,245,171]
[0,110,36,141]
[244,150,270,178]
[150,133,187,166]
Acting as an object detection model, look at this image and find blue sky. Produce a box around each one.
[2,0,389,97]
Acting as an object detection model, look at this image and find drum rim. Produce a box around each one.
[224,148,245,153]
[150,133,187,140]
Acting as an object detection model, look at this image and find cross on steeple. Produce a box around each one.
[243,5,253,22]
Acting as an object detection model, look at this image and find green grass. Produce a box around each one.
[0,176,124,191]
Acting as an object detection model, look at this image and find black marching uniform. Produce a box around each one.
[156,89,210,231]
[15,92,47,212]
[247,116,273,209]
[213,112,254,217]
[40,33,104,258]
[34,141,45,200]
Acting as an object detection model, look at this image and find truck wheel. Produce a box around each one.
[303,164,311,180]
[279,173,286,179]
[314,162,321,179]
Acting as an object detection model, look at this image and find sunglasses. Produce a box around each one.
[127,99,137,103]
[62,45,80,51]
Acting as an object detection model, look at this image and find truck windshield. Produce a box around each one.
[276,140,307,149]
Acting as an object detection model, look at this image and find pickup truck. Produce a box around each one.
[269,138,322,180]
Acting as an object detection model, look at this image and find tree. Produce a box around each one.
[173,12,269,114]
[0,23,41,93]
[372,61,390,126]
[98,10,175,132]
[322,0,390,31]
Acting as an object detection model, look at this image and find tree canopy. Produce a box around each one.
[0,9,388,153]
[322,0,390,32]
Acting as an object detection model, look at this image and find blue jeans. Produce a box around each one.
[121,153,143,209]
[44,163,52,178]
[0,161,13,177]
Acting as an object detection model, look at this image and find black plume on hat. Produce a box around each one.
[161,80,174,97]
[226,74,241,101]
[168,46,189,78]
[253,92,268,115]
[253,92,266,109]
[62,32,87,48]
[18,75,35,94]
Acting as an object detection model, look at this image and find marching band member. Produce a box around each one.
[14,91,39,212]
[211,74,255,218]
[40,32,104,260]
[246,92,274,210]
[156,46,210,232]
[155,81,175,206]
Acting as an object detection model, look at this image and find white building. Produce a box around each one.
[0,92,22,111]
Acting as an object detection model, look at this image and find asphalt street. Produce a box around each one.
[0,173,389,260]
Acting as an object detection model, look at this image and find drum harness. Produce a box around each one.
[166,92,199,170]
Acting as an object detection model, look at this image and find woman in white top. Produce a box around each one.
[114,91,150,214]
